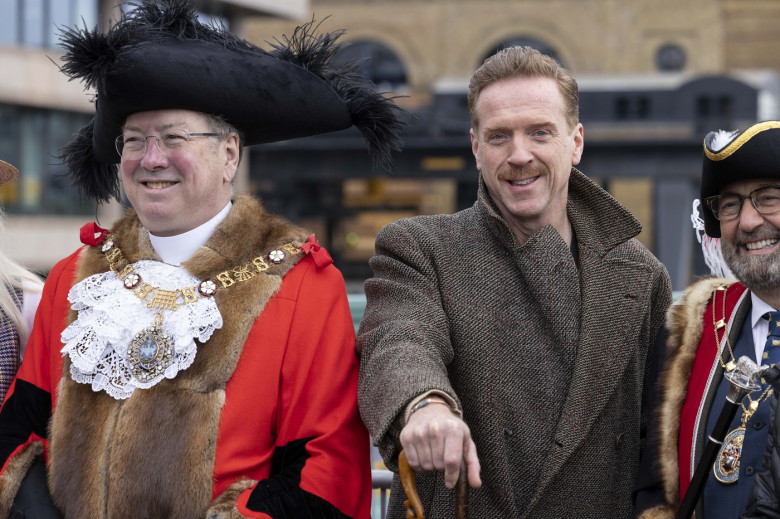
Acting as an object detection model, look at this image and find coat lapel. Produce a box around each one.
[528,249,653,507]
[525,169,651,508]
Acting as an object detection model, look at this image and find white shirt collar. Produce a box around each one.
[751,292,775,330]
[751,291,778,362]
[148,201,232,265]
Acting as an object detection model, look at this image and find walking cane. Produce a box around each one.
[676,356,764,519]
[398,449,469,519]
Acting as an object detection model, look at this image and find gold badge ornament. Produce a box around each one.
[713,388,773,484]
[713,427,744,484]
[127,315,174,383]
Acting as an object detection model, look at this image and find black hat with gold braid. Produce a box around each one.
[700,120,780,237]
[58,0,407,203]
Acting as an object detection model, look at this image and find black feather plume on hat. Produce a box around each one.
[60,120,122,203]
[267,21,406,171]
[57,0,407,203]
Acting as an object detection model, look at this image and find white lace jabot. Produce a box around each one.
[61,260,223,399]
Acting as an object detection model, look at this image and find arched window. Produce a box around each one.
[655,44,686,72]
[480,37,564,68]
[332,40,407,89]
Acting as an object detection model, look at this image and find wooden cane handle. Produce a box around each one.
[399,449,470,519]
[455,457,469,519]
[399,449,425,519]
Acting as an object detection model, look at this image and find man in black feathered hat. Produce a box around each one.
[635,121,780,519]
[0,1,405,517]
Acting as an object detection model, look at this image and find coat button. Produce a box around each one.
[745,466,755,476]
[753,421,765,430]
[615,432,624,450]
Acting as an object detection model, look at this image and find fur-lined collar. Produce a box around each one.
[639,277,741,519]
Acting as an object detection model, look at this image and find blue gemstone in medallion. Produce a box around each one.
[139,336,159,363]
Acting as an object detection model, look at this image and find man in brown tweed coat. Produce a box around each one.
[357,46,672,519]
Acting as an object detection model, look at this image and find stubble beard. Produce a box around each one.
[721,228,780,292]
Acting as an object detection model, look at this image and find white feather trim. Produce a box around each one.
[708,129,740,152]
[691,199,736,279]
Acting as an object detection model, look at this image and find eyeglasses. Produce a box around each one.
[115,130,220,160]
[704,185,780,221]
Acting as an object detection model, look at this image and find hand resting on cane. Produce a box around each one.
[399,398,482,489]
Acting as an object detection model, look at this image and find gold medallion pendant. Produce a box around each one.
[713,427,744,484]
[128,322,174,383]
[712,386,774,484]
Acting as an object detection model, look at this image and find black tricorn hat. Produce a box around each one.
[58,0,406,203]
[700,120,780,237]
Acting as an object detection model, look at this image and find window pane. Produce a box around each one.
[656,44,686,72]
[44,112,95,214]
[49,0,71,49]
[0,105,20,205]
[332,40,407,89]
[22,0,45,47]
[0,104,95,215]
[0,0,19,45]
[75,0,95,30]
[19,111,45,210]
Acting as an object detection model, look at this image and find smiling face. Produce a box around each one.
[120,109,239,237]
[720,178,780,296]
[470,76,583,244]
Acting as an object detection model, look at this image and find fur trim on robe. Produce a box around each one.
[637,277,732,519]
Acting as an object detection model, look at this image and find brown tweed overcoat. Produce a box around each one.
[357,168,672,519]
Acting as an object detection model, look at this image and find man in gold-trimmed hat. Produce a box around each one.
[636,121,780,518]
[0,1,405,518]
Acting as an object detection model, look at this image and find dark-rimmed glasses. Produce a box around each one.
[115,130,220,160]
[704,185,780,221]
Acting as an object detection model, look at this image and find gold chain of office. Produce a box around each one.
[98,234,304,383]
[712,284,738,372]
[710,283,774,485]
[99,234,302,311]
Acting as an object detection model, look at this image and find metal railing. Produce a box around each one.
[372,469,393,519]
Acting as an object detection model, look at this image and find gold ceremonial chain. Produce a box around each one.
[710,283,774,484]
[712,284,738,372]
[742,385,774,419]
[100,235,302,299]
[99,234,302,382]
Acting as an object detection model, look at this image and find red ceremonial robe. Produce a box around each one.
[0,195,371,519]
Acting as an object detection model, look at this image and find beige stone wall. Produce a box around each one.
[723,0,780,72]
[245,0,727,94]
[0,46,92,113]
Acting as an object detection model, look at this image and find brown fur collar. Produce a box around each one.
[657,277,733,507]
[0,441,44,518]
[47,195,310,518]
